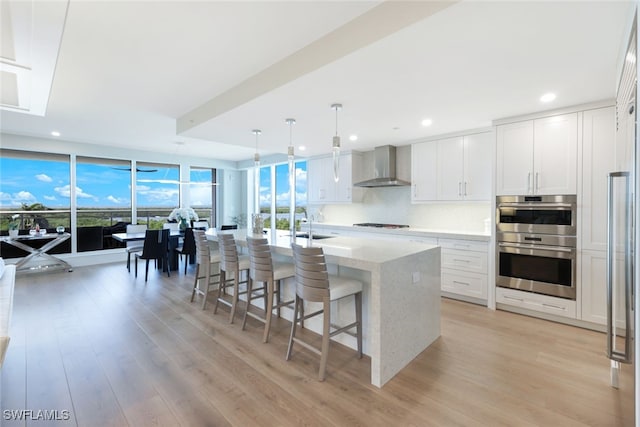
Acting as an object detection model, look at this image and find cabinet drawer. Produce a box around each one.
[496,288,576,319]
[442,270,487,299]
[441,249,487,273]
[438,239,488,253]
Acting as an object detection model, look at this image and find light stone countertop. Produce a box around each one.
[302,222,491,242]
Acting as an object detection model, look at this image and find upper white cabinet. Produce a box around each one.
[307,152,363,204]
[411,141,437,202]
[412,131,492,202]
[437,133,492,201]
[496,113,578,195]
[581,106,616,251]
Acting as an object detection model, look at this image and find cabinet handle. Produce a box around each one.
[413,184,417,198]
[458,182,462,196]
[542,303,566,311]
[453,280,470,286]
[527,172,531,194]
[503,295,524,302]
[453,259,471,263]
[535,172,540,192]
[464,182,468,196]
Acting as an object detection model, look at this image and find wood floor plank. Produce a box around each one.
[0,263,634,426]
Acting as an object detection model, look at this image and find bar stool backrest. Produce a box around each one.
[247,237,273,283]
[193,230,209,264]
[218,233,239,272]
[291,243,330,301]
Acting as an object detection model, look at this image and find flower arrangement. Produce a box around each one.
[168,207,199,224]
[8,214,20,230]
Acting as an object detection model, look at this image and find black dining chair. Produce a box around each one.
[220,224,238,230]
[175,227,196,274]
[135,229,170,281]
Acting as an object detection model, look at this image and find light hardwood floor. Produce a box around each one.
[1,262,634,426]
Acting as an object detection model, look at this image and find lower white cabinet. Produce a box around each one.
[439,238,488,300]
[580,250,626,327]
[496,287,576,319]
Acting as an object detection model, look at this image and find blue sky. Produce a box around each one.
[1,156,306,210]
[0,158,182,208]
[259,162,307,208]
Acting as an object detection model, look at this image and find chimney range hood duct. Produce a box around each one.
[354,145,411,188]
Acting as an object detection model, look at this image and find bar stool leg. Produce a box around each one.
[241,276,255,331]
[229,269,240,324]
[286,295,301,361]
[356,292,363,358]
[263,278,275,343]
[214,270,226,314]
[318,298,331,381]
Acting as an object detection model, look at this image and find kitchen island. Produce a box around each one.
[206,229,441,387]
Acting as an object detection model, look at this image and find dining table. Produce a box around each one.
[112,230,185,272]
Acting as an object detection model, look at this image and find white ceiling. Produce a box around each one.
[0,0,634,163]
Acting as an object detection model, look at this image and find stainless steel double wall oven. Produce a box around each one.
[496,195,577,300]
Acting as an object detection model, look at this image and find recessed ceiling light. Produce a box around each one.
[51,131,60,137]
[349,134,358,141]
[298,145,306,151]
[421,118,432,127]
[540,93,556,103]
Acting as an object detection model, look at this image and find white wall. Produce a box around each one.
[313,187,490,233]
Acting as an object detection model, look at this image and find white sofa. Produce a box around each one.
[0,258,16,368]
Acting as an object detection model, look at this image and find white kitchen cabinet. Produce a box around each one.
[437,133,492,201]
[413,131,491,202]
[581,106,616,251]
[411,141,437,202]
[307,152,363,204]
[580,250,626,327]
[496,287,576,319]
[496,113,577,195]
[439,238,488,300]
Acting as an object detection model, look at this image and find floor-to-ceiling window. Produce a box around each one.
[76,156,132,251]
[189,167,216,227]
[258,160,307,232]
[0,149,72,255]
[135,162,179,229]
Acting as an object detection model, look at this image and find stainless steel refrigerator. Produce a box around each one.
[608,14,637,425]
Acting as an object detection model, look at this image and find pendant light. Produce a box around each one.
[285,118,296,241]
[252,129,261,216]
[331,103,342,182]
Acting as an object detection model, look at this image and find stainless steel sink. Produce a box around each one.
[295,233,334,240]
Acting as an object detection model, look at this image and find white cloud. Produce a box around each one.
[54,185,97,200]
[107,195,127,204]
[137,187,179,204]
[15,191,36,202]
[35,174,53,182]
[43,195,57,201]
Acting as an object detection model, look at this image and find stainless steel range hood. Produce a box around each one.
[354,145,411,187]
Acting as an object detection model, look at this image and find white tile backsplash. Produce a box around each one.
[311,186,490,233]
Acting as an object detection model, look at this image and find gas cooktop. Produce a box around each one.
[353,223,410,229]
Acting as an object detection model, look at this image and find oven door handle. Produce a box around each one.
[497,203,574,209]
[498,242,574,253]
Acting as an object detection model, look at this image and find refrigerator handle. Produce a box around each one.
[606,171,633,364]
